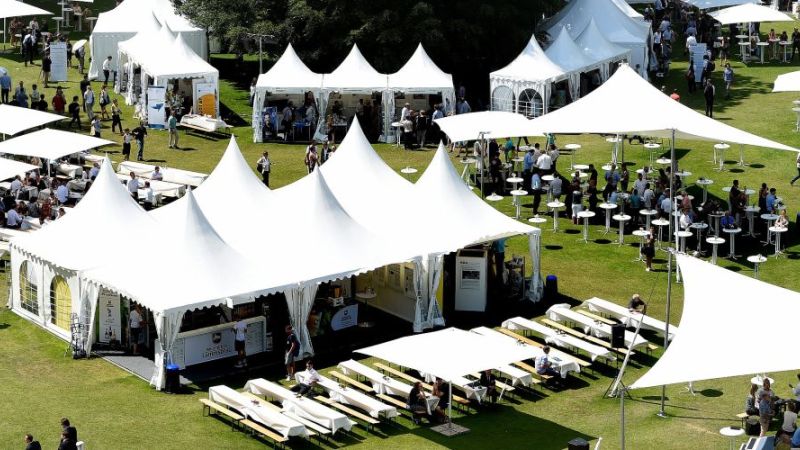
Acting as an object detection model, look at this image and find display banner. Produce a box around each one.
[146,86,167,129]
[690,43,707,83]
[49,42,68,82]
[330,305,358,331]
[98,288,121,344]
[171,317,267,368]
[194,82,217,117]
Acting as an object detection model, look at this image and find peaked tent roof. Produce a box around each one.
[0,104,65,136]
[319,118,415,236]
[388,44,453,91]
[256,44,323,92]
[149,0,202,32]
[413,144,534,254]
[490,35,567,83]
[433,111,543,146]
[11,158,154,270]
[545,27,596,73]
[631,255,800,389]
[118,16,174,59]
[610,0,644,18]
[545,0,649,46]
[773,70,800,92]
[524,65,797,151]
[93,0,200,34]
[121,27,216,81]
[0,0,52,19]
[708,3,794,24]
[0,129,115,160]
[0,158,39,182]
[684,0,759,10]
[575,19,630,66]
[323,44,387,91]
[84,191,283,315]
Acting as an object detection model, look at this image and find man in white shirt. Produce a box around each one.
[151,166,163,181]
[633,173,647,197]
[129,304,143,355]
[400,102,410,121]
[296,360,320,397]
[536,151,553,174]
[659,189,672,217]
[56,181,69,204]
[232,315,248,368]
[9,176,22,195]
[88,163,100,180]
[6,205,22,228]
[102,56,113,85]
[126,172,140,200]
[642,184,655,209]
[142,181,155,210]
[84,86,95,120]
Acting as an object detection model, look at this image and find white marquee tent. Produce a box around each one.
[252,44,324,142]
[708,3,794,24]
[432,111,541,143]
[773,70,800,92]
[575,19,631,82]
[631,255,800,389]
[0,104,65,136]
[544,0,651,77]
[490,35,567,117]
[0,129,115,161]
[545,27,598,102]
[89,0,207,79]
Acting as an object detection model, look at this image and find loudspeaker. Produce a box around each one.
[567,438,589,450]
[745,418,760,436]
[611,324,625,348]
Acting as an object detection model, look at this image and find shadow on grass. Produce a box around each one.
[544,245,563,251]
[700,389,724,398]
[0,322,9,330]
[220,101,248,127]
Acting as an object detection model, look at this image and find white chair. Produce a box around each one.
[594,437,602,450]
[76,441,85,450]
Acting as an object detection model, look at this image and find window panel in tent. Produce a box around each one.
[518,89,544,118]
[19,261,38,316]
[49,276,72,330]
[491,86,515,113]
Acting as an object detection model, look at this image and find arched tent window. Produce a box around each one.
[19,261,38,315]
[49,276,72,330]
[491,85,515,112]
[518,89,544,118]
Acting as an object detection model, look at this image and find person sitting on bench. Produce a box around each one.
[479,369,499,404]
[295,360,319,398]
[535,346,561,385]
[407,381,429,425]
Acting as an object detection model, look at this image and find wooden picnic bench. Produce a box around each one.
[328,371,412,417]
[314,394,382,429]
[373,362,471,408]
[497,327,592,369]
[200,398,243,430]
[240,419,289,448]
[576,308,617,325]
[540,318,632,356]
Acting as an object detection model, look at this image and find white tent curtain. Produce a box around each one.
[80,280,100,355]
[381,90,394,143]
[40,264,51,326]
[150,311,183,390]
[425,254,445,328]
[412,256,427,333]
[600,63,610,83]
[313,92,330,141]
[567,73,581,105]
[527,229,544,302]
[285,283,318,357]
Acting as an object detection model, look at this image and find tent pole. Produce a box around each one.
[448,382,453,429]
[659,128,676,418]
[620,385,626,450]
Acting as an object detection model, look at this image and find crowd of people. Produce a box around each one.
[744,376,800,448]
[23,417,79,450]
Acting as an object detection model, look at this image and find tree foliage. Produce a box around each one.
[173,0,564,106]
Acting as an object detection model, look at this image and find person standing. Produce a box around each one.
[722,64,734,99]
[14,81,29,107]
[68,96,81,129]
[0,70,10,103]
[133,122,147,161]
[24,433,42,450]
[29,84,41,109]
[41,53,51,88]
[102,56,113,85]
[52,87,66,115]
[57,430,77,450]
[121,129,132,161]
[167,111,179,149]
[791,153,800,185]
[111,99,122,134]
[129,303,144,354]
[99,85,110,120]
[256,151,271,187]
[703,79,715,118]
[285,325,300,381]
[79,75,90,111]
[416,110,428,147]
[84,85,95,121]
[232,314,247,368]
[75,45,86,74]
[90,116,101,138]
[22,30,34,67]
[60,418,77,443]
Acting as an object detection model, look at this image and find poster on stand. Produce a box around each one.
[49,42,68,82]
[98,288,121,344]
[146,86,167,129]
[194,82,217,117]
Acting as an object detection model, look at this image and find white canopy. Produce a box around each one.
[415,145,534,254]
[388,44,453,93]
[575,19,631,81]
[545,0,650,77]
[356,327,541,382]
[0,104,65,136]
[0,129,115,160]
[631,255,800,389]
[89,0,207,79]
[611,0,644,18]
[0,158,40,182]
[120,26,216,84]
[546,27,596,73]
[433,111,541,143]
[0,0,52,19]
[525,65,798,151]
[684,0,759,10]
[709,3,794,24]
[256,44,323,94]
[11,158,153,270]
[491,34,567,85]
[773,71,800,92]
[323,44,387,92]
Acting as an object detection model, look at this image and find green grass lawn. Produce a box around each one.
[4,13,800,450]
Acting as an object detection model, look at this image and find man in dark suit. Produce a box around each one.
[60,418,77,442]
[24,434,42,450]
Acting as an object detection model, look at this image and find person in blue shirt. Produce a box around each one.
[531,169,542,214]
[523,148,536,188]
[766,188,777,213]
[492,238,506,282]
[720,211,736,229]
[792,426,800,447]
[0,71,11,103]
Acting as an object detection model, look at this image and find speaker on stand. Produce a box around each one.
[610,323,625,349]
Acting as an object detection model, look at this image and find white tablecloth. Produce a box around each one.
[115,173,185,198]
[208,385,308,439]
[57,163,83,178]
[244,378,353,434]
[118,160,207,187]
[337,360,439,413]
[300,373,397,419]
[502,316,615,363]
[546,304,650,350]
[583,297,677,340]
[180,114,232,133]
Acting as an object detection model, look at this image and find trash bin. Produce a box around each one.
[165,363,181,394]
[545,274,558,299]
[567,438,589,450]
